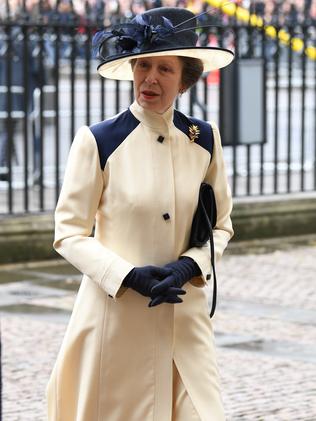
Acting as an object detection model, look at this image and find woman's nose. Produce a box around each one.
[145,68,158,84]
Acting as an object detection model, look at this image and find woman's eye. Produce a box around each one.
[160,66,171,72]
[138,61,149,69]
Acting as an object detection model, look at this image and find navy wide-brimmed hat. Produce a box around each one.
[93,7,234,80]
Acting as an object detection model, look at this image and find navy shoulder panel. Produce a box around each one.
[173,110,214,156]
[90,109,140,170]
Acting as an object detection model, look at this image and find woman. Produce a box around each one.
[47,7,234,421]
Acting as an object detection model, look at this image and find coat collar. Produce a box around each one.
[130,100,174,131]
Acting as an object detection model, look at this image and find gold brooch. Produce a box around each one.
[188,124,200,142]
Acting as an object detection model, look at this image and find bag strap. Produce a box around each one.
[199,191,217,318]
[209,229,217,318]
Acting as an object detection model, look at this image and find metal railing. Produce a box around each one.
[0,19,315,214]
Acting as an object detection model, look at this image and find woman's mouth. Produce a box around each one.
[141,90,159,100]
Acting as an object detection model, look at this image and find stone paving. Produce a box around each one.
[0,242,316,420]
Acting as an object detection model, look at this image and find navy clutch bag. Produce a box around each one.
[189,183,217,318]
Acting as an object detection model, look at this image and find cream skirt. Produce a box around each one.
[172,362,201,421]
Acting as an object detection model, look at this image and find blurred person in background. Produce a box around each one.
[161,0,177,6]
[83,0,105,22]
[249,0,265,17]
[131,0,148,16]
[0,3,43,181]
[186,0,204,15]
[280,0,300,26]
[308,0,316,23]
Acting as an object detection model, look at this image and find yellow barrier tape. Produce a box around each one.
[206,0,316,60]
[306,45,316,60]
[278,29,290,45]
[222,2,236,16]
[265,25,277,39]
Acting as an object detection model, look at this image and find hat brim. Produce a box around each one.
[97,47,234,80]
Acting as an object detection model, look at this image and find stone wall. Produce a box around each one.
[0,194,316,264]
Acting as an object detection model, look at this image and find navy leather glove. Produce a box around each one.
[123,266,186,302]
[149,257,201,307]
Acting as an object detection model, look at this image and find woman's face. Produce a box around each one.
[132,56,183,114]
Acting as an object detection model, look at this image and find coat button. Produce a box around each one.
[157,136,165,143]
[206,274,211,280]
[163,213,170,220]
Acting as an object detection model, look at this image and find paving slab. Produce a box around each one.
[0,244,315,420]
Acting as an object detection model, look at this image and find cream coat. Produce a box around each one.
[47,101,233,421]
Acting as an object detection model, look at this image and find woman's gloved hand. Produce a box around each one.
[122,266,186,303]
[149,257,201,307]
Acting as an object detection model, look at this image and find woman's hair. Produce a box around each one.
[179,56,204,91]
[130,58,137,69]
[129,56,204,92]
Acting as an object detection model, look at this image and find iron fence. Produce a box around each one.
[0,18,316,214]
